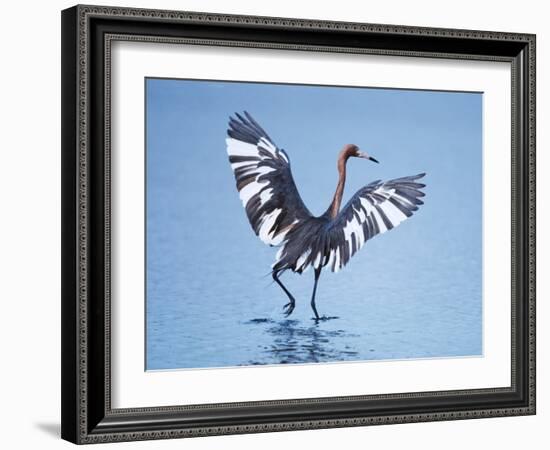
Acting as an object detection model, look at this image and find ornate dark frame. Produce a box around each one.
[61,4,536,444]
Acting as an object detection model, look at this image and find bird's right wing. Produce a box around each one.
[226,111,313,246]
[322,173,426,272]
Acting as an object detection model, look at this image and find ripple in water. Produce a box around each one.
[242,318,360,366]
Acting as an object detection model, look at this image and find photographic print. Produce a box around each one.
[145,78,482,371]
[61,8,535,442]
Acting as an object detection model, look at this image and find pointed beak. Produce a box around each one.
[357,151,379,163]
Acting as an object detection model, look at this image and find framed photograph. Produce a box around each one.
[61,4,536,444]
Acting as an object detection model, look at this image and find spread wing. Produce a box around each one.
[322,174,426,272]
[226,111,313,246]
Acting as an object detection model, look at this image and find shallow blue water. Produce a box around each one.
[145,79,482,370]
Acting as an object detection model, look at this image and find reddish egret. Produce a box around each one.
[226,111,426,320]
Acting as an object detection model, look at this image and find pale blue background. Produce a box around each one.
[145,78,482,370]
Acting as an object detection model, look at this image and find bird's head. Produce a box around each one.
[341,144,379,163]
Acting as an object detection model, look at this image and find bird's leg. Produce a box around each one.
[310,267,322,320]
[272,271,296,317]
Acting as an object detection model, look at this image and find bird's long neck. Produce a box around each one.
[326,153,348,219]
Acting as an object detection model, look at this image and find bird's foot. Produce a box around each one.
[312,315,339,322]
[283,301,295,317]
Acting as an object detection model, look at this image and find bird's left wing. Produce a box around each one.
[226,111,313,246]
[322,173,426,272]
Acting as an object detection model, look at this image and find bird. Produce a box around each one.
[226,111,426,320]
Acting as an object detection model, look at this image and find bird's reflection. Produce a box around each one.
[244,319,359,365]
